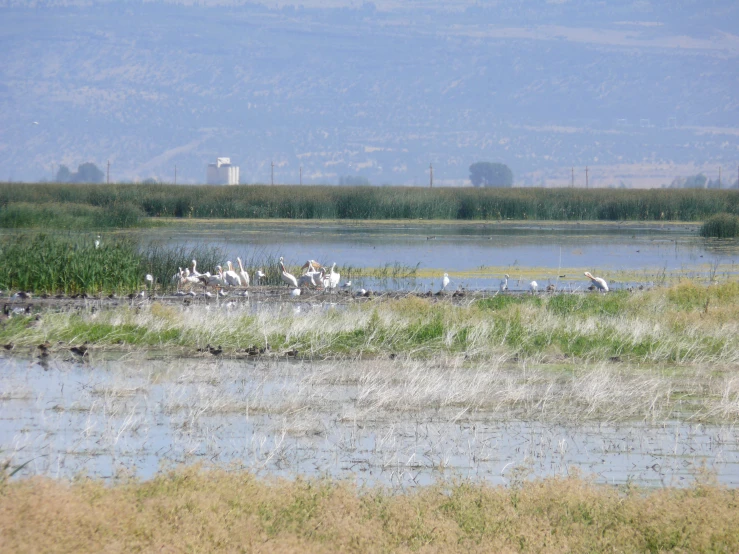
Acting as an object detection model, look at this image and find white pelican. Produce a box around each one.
[500,274,509,292]
[529,280,538,294]
[442,273,450,291]
[184,268,200,286]
[290,288,301,297]
[236,257,250,287]
[172,267,184,285]
[328,263,340,290]
[201,266,225,288]
[298,272,317,288]
[298,261,322,288]
[255,269,266,285]
[584,272,609,293]
[318,267,330,289]
[191,259,202,277]
[301,260,323,271]
[224,261,242,287]
[279,257,298,287]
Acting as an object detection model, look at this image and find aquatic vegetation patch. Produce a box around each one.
[700,212,739,238]
[3,282,739,365]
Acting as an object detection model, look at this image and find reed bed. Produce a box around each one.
[700,212,739,238]
[2,182,738,222]
[4,282,739,365]
[0,234,228,295]
[1,467,737,553]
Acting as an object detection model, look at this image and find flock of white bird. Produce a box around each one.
[169,257,345,298]
[441,271,609,294]
[167,257,609,298]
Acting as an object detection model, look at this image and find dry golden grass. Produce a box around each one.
[2,468,738,553]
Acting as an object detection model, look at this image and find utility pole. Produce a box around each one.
[429,163,433,188]
[174,165,177,185]
[107,160,110,185]
[585,166,589,189]
[271,161,274,185]
[300,166,302,186]
[571,166,574,188]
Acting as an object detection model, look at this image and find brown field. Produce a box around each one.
[1,468,738,553]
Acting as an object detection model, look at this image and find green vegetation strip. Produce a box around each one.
[1,468,737,553]
[4,282,739,364]
[0,233,226,295]
[3,182,739,223]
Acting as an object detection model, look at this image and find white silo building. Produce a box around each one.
[206,157,240,185]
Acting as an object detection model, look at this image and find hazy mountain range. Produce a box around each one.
[1,0,738,187]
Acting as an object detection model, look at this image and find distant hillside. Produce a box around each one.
[1,0,737,186]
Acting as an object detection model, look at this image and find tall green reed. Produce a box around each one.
[2,182,738,222]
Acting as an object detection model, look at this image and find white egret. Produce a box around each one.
[584,271,609,292]
[442,273,450,291]
[500,274,509,292]
[529,280,538,294]
[236,257,250,287]
[279,257,298,287]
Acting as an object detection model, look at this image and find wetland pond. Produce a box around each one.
[2,355,737,489]
[140,221,739,291]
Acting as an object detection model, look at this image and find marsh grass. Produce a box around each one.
[0,200,146,229]
[2,182,739,222]
[700,212,739,238]
[4,282,739,365]
[1,468,738,553]
[0,233,288,293]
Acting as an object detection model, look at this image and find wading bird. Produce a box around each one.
[500,274,509,292]
[255,269,266,285]
[584,271,609,293]
[236,257,250,287]
[224,261,242,287]
[529,280,538,294]
[301,260,323,271]
[328,263,340,291]
[442,273,450,291]
[279,257,298,287]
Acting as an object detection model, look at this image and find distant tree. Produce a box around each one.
[141,178,159,185]
[55,165,72,182]
[339,175,371,186]
[469,162,513,187]
[75,162,105,183]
